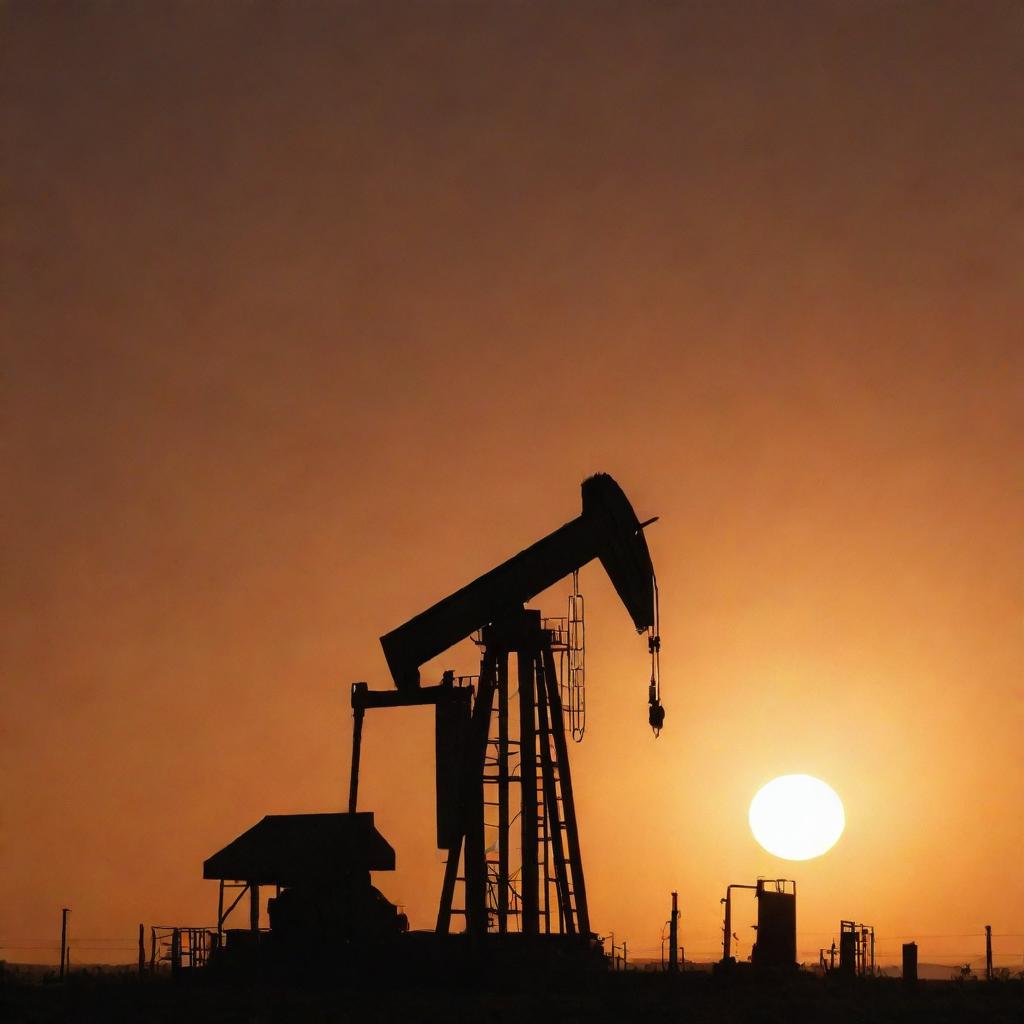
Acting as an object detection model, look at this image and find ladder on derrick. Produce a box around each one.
[532,645,588,935]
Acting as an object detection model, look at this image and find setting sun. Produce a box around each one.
[749,775,846,861]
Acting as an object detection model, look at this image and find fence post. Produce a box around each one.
[59,908,69,979]
[669,892,679,973]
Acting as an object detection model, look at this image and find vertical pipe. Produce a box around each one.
[722,891,731,962]
[348,690,366,814]
[217,880,225,942]
[669,891,679,972]
[150,927,156,971]
[518,649,539,936]
[138,923,145,977]
[497,656,509,934]
[59,908,69,979]
[985,924,993,981]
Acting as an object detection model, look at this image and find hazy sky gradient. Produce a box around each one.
[3,1,1022,965]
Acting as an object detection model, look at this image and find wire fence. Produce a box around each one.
[5,930,1023,970]
[610,930,1024,970]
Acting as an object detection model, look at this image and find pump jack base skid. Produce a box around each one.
[208,930,606,988]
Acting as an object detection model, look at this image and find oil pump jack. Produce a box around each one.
[347,473,663,947]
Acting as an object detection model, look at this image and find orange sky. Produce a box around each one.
[2,1,1022,968]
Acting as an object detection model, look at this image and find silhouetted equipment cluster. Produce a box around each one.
[145,471,997,985]
[203,813,407,958]
[720,879,797,971]
[839,919,876,977]
[201,473,663,971]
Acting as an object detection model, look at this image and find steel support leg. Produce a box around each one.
[436,832,463,935]
[497,656,510,933]
[536,651,574,934]
[519,649,539,935]
[542,647,589,936]
[464,659,497,937]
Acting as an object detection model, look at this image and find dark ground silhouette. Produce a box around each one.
[4,969,1022,1024]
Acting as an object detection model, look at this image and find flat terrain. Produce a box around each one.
[3,969,1022,1024]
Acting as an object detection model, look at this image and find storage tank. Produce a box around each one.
[752,879,796,969]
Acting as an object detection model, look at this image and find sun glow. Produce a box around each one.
[749,775,845,861]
